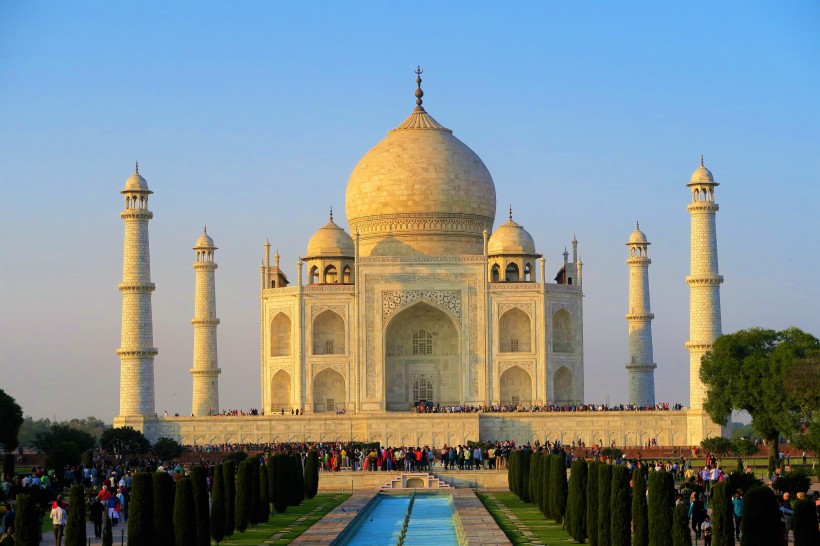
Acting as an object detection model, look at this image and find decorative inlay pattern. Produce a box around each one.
[311,304,347,320]
[550,303,577,316]
[360,255,486,263]
[304,284,355,293]
[382,290,461,325]
[498,302,534,318]
[312,361,347,379]
[269,307,291,320]
[498,360,535,377]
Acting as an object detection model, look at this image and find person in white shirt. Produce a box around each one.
[50,497,67,546]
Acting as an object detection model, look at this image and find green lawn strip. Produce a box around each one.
[218,492,350,546]
[477,492,574,545]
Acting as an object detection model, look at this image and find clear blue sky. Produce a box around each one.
[1,1,818,422]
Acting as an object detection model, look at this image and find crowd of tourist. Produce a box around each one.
[410,401,685,413]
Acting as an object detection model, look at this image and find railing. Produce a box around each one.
[395,489,416,546]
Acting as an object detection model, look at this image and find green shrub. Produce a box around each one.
[153,437,184,461]
[609,464,632,546]
[174,478,197,546]
[102,514,113,546]
[740,486,780,546]
[211,464,226,544]
[234,459,250,532]
[189,466,211,546]
[597,464,612,546]
[224,451,248,465]
[647,470,674,546]
[13,494,38,546]
[273,454,289,513]
[601,447,623,460]
[520,449,532,503]
[529,452,541,506]
[631,466,648,546]
[767,452,777,476]
[153,471,176,546]
[292,453,305,506]
[540,454,551,516]
[65,484,88,546]
[775,468,811,495]
[672,503,692,546]
[266,456,276,507]
[304,450,319,499]
[550,452,568,524]
[248,459,260,524]
[567,459,587,542]
[710,481,734,546]
[126,473,152,546]
[507,450,517,493]
[259,462,270,523]
[792,498,820,546]
[726,470,762,494]
[586,460,600,546]
[223,460,236,537]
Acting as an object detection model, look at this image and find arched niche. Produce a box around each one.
[312,310,345,355]
[309,266,319,285]
[505,262,520,281]
[552,308,574,353]
[270,369,291,411]
[499,307,531,353]
[491,263,500,282]
[270,313,291,356]
[500,366,532,406]
[323,264,338,283]
[384,301,460,410]
[553,366,574,403]
[312,368,345,412]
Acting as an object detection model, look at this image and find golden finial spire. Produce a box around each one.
[135,161,139,174]
[329,206,333,222]
[636,221,640,230]
[508,204,513,221]
[700,154,704,167]
[203,225,207,234]
[414,65,424,109]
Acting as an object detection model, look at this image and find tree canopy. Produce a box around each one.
[34,423,96,453]
[700,327,819,462]
[0,388,23,452]
[100,426,150,455]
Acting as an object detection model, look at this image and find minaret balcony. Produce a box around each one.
[685,275,723,286]
[625,312,654,321]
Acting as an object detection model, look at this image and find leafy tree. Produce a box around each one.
[189,466,211,546]
[775,468,811,495]
[223,451,248,465]
[100,426,150,456]
[601,447,623,460]
[153,437,184,461]
[234,459,250,532]
[597,464,612,546]
[65,485,87,546]
[174,478,197,546]
[34,424,95,470]
[153,471,176,546]
[710,481,734,546]
[609,465,632,546]
[739,486,780,546]
[648,470,675,546]
[726,470,762,494]
[2,454,13,481]
[304,450,319,499]
[127,473,153,546]
[0,388,23,452]
[672,503,692,546]
[701,437,734,459]
[258,461,270,523]
[549,452,567,524]
[700,327,820,472]
[731,437,758,468]
[567,459,587,542]
[48,441,82,473]
[223,460,236,537]
[586,460,600,546]
[210,464,226,544]
[792,498,820,546]
[631,465,648,546]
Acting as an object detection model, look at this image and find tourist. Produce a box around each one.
[0,526,13,546]
[701,515,713,546]
[732,489,743,541]
[90,496,104,538]
[50,496,67,546]
[688,492,707,539]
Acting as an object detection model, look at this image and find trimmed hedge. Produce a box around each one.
[672,503,692,546]
[540,454,551,516]
[153,471,176,546]
[647,470,674,546]
[235,459,251,532]
[597,464,612,546]
[258,461,270,523]
[609,465,632,546]
[248,459,260,525]
[273,454,289,513]
[174,478,197,546]
[529,452,541,506]
[223,460,236,537]
[292,453,305,506]
[631,466,648,546]
[508,450,517,493]
[13,494,38,546]
[740,486,781,546]
[710,481,734,546]
[190,466,211,546]
[586,460,600,546]
[304,450,319,499]
[567,459,587,542]
[520,449,532,503]
[549,452,567,524]
[65,484,88,546]
[126,473,152,546]
[211,463,226,544]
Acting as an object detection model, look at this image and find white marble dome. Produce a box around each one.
[306,218,354,258]
[488,218,537,255]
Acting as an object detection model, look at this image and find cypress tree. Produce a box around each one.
[631,466,648,546]
[223,460,236,537]
[127,473,152,546]
[507,450,516,493]
[258,461,270,523]
[648,470,675,546]
[153,471,176,546]
[541,454,552,517]
[740,486,780,546]
[234,459,250,532]
[672,503,692,546]
[549,451,568,524]
[529,452,541,506]
[266,456,277,507]
[13,494,38,546]
[102,514,113,546]
[293,453,305,505]
[273,454,289,513]
[520,449,532,503]
[597,464,612,546]
[211,464,226,544]
[587,460,600,546]
[65,484,88,546]
[710,481,734,546]
[610,464,632,546]
[792,498,820,546]
[568,459,588,542]
[248,459,260,524]
[174,478,198,546]
[304,450,319,499]
[190,466,211,546]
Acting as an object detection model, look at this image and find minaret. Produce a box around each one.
[117,163,158,417]
[191,227,221,416]
[625,222,656,406]
[686,157,723,410]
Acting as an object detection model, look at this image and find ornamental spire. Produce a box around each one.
[700,154,704,167]
[135,161,139,174]
[329,206,333,222]
[414,65,424,109]
[508,204,513,221]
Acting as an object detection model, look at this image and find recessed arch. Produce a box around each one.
[491,263,501,282]
[499,307,531,353]
[552,308,574,353]
[500,366,532,406]
[270,369,291,411]
[342,265,352,283]
[270,312,291,356]
[323,264,338,283]
[312,310,345,355]
[505,262,520,281]
[524,262,533,282]
[309,266,319,285]
[554,366,574,403]
[312,368,345,412]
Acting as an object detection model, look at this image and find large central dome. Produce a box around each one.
[345,81,496,257]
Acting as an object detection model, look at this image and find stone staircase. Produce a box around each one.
[380,472,452,490]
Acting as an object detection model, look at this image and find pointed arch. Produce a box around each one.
[499,307,531,353]
[552,308,574,353]
[312,368,345,412]
[312,310,345,355]
[505,262,520,281]
[500,365,532,406]
[309,266,319,285]
[323,264,338,283]
[270,369,291,411]
[553,366,574,403]
[342,265,352,284]
[491,263,501,282]
[270,312,291,356]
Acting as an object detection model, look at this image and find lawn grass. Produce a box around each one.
[477,492,576,545]
[218,492,349,546]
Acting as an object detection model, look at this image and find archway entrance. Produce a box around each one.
[384,302,460,411]
[312,369,345,413]
[499,366,532,406]
[554,366,574,403]
[270,370,291,412]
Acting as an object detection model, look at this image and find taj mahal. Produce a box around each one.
[114,70,723,447]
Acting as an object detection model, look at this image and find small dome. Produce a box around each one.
[688,157,716,185]
[488,218,537,255]
[306,218,354,258]
[628,228,648,244]
[122,163,151,193]
[195,228,215,249]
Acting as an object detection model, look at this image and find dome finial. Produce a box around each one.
[203,225,207,234]
[135,161,139,174]
[329,206,333,222]
[636,221,640,230]
[700,154,704,167]
[414,65,424,109]
[508,204,513,221]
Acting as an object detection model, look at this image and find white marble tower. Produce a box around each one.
[191,227,221,416]
[117,163,157,416]
[686,157,723,410]
[625,223,656,405]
